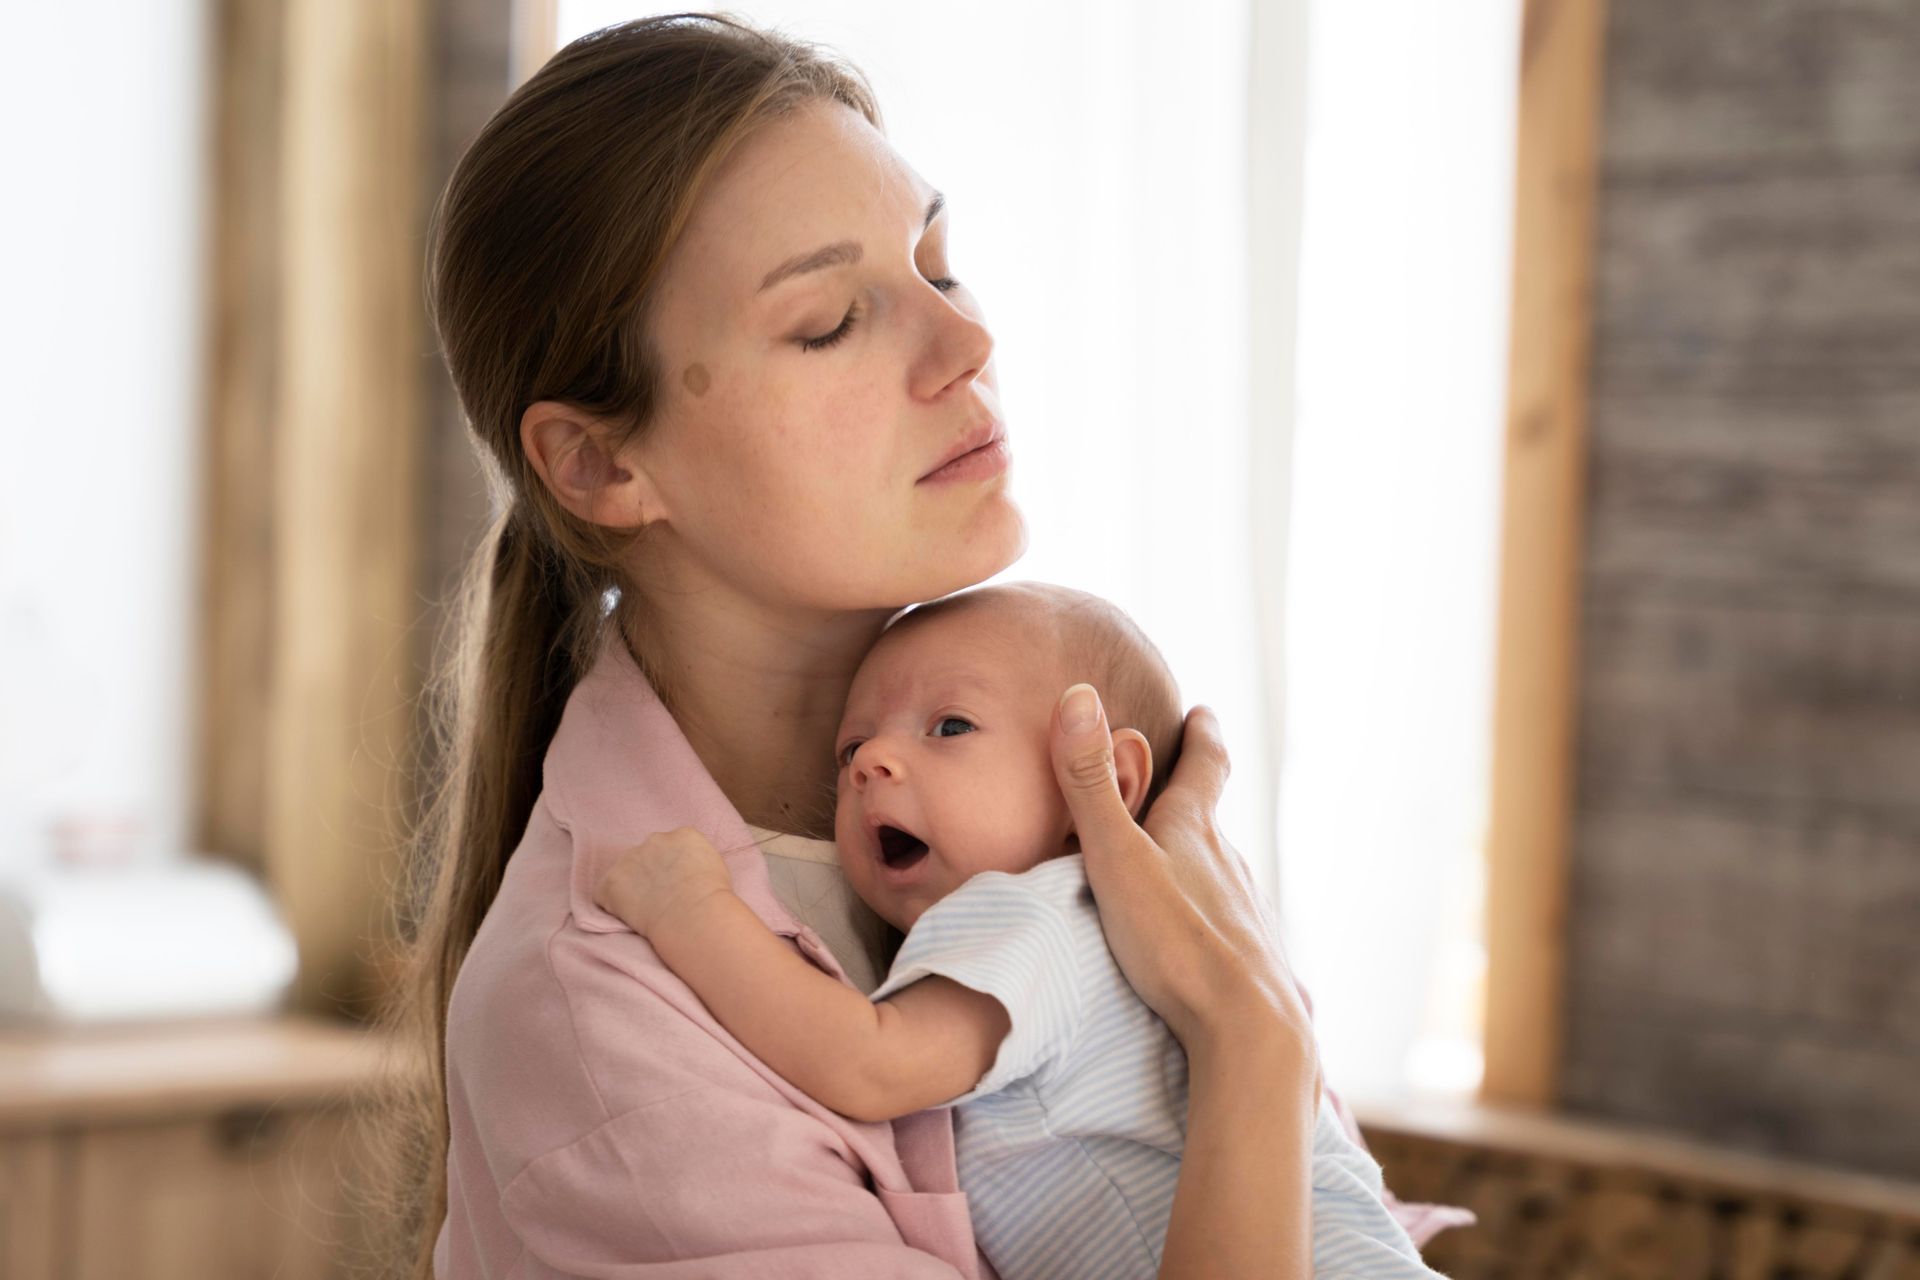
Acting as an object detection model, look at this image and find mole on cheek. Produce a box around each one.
[682,361,712,396]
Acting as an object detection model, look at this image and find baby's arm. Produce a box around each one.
[593,828,1010,1123]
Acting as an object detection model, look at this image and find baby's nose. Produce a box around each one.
[849,745,901,788]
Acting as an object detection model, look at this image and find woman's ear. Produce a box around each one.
[519,400,665,529]
[1110,728,1153,822]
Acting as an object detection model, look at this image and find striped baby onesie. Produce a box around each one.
[868,853,1446,1280]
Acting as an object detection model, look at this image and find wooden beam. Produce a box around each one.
[196,0,286,876]
[267,0,429,1016]
[511,0,557,87]
[1480,0,1609,1105]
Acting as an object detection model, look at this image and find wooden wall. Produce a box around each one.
[1557,0,1920,1178]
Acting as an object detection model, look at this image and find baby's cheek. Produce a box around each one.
[981,768,1070,872]
[1019,758,1077,857]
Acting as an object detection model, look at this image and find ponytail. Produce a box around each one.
[360,499,597,1280]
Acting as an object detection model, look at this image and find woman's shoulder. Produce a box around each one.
[443,632,843,1136]
[447,796,774,1122]
[443,828,927,1220]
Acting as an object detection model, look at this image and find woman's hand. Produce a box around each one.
[1051,684,1316,1083]
[592,827,736,940]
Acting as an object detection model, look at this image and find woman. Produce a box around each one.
[379,13,1332,1278]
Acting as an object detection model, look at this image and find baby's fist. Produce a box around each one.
[592,827,735,938]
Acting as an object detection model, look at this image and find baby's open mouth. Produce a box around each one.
[876,825,930,871]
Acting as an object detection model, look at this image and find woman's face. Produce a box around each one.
[628,97,1026,613]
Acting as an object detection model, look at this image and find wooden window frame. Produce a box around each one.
[1480,0,1609,1105]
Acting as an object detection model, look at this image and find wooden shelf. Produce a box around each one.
[0,1014,404,1278]
[1352,1095,1920,1224]
[0,1013,400,1131]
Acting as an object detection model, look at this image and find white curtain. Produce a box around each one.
[1277,0,1520,1100]
[557,0,1282,900]
[555,1,1520,1102]
[0,0,209,874]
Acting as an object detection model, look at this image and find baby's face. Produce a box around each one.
[833,604,1073,931]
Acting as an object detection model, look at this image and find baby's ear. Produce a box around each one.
[1110,728,1153,822]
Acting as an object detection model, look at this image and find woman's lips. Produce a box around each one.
[918,437,1010,485]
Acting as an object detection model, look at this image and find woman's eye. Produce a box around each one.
[932,716,975,739]
[801,304,860,352]
[798,278,961,353]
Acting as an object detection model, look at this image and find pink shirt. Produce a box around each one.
[432,622,1472,1276]
[433,624,998,1278]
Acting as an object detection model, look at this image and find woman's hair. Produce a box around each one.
[360,15,881,1278]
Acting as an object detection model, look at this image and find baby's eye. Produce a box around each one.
[932,716,975,739]
[837,740,863,767]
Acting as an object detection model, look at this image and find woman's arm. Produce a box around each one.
[594,830,1008,1122]
[1047,686,1322,1280]
[1172,1024,1319,1279]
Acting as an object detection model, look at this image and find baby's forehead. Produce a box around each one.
[850,603,1064,710]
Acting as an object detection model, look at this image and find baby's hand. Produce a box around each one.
[592,827,735,939]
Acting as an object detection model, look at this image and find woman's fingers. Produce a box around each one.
[1151,705,1232,831]
[1053,690,1314,1063]
[1049,684,1145,858]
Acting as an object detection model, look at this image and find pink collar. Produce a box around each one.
[547,622,853,980]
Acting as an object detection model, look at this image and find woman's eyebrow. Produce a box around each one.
[755,191,946,295]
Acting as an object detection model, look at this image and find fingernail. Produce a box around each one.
[1060,684,1100,733]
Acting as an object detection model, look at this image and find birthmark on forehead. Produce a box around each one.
[682,361,712,396]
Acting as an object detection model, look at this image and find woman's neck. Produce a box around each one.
[623,583,890,841]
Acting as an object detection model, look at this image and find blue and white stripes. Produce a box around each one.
[869,853,1446,1280]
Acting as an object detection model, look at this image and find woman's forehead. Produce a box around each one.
[665,100,935,314]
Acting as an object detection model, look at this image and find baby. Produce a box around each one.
[593,582,1445,1279]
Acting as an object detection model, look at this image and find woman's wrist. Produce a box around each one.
[1165,999,1320,1279]
[1182,995,1316,1086]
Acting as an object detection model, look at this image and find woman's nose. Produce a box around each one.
[912,292,994,401]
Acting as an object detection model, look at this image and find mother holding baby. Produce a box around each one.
[377,13,1417,1279]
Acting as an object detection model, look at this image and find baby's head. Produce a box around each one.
[833,582,1181,931]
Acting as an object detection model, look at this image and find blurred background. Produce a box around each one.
[0,0,1915,1276]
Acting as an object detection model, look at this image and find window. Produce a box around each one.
[555,0,1275,897]
[0,1,209,877]
[1280,0,1520,1099]
[550,0,1521,1103]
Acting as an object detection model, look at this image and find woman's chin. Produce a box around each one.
[972,493,1030,570]
[925,509,1028,599]
[998,503,1032,569]
[854,498,1027,611]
